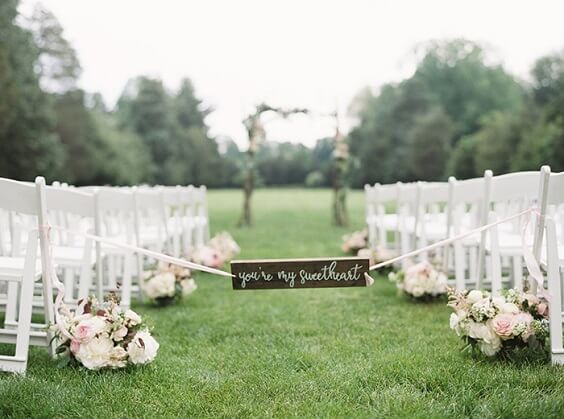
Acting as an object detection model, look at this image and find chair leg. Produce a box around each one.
[121,251,133,309]
[512,256,523,291]
[12,231,39,374]
[454,241,465,291]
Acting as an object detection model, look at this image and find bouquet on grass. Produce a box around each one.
[190,231,240,269]
[448,288,549,357]
[341,229,368,254]
[357,246,396,268]
[388,260,448,301]
[144,261,197,306]
[55,295,159,370]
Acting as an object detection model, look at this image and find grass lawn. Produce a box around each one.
[1,188,564,417]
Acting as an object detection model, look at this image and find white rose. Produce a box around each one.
[411,286,424,297]
[449,313,460,331]
[125,309,142,326]
[492,296,506,308]
[181,278,198,296]
[107,346,128,369]
[467,290,483,304]
[144,272,176,299]
[500,302,519,314]
[75,336,113,370]
[127,331,159,365]
[478,336,502,356]
[112,326,128,342]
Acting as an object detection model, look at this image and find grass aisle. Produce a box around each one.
[1,188,564,417]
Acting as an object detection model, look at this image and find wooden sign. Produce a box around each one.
[230,257,372,290]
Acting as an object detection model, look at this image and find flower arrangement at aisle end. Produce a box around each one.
[190,231,240,269]
[388,260,448,301]
[143,261,197,306]
[448,288,549,357]
[55,294,159,370]
[341,229,368,254]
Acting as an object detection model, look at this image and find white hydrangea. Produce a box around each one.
[143,272,176,300]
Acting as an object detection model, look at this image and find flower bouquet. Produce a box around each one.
[209,231,240,261]
[55,295,159,370]
[190,245,225,269]
[388,261,448,301]
[357,246,396,268]
[448,288,549,357]
[341,229,368,254]
[144,261,197,306]
[190,231,240,269]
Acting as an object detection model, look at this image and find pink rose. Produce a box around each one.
[537,302,549,318]
[70,339,80,354]
[76,324,92,341]
[491,314,515,339]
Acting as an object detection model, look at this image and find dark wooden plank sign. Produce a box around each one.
[230,257,372,290]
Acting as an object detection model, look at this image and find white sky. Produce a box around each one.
[21,0,564,147]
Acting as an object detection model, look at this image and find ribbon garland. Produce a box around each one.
[368,206,548,298]
[41,205,549,341]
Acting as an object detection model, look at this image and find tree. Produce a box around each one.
[348,39,525,185]
[0,0,63,180]
[116,77,173,183]
[29,3,81,93]
[447,136,478,180]
[89,110,153,185]
[407,108,453,180]
[51,89,100,184]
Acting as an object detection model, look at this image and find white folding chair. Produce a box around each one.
[366,183,400,251]
[397,182,419,268]
[178,185,196,255]
[448,171,491,291]
[44,184,97,304]
[193,185,210,248]
[415,181,450,264]
[486,169,548,295]
[93,187,136,308]
[161,186,182,257]
[0,177,55,374]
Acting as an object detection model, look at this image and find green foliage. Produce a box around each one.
[447,135,478,179]
[406,108,453,180]
[0,0,64,180]
[89,111,153,185]
[350,39,525,186]
[29,3,82,93]
[305,171,325,187]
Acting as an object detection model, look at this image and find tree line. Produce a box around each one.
[348,39,564,185]
[1,2,563,188]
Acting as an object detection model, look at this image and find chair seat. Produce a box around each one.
[51,245,95,267]
[0,256,42,279]
[367,214,397,230]
[417,222,447,241]
[485,232,534,256]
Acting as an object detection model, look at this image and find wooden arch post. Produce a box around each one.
[237,103,307,227]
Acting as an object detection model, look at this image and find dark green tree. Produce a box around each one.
[0,0,63,180]
[407,108,453,180]
[116,77,173,182]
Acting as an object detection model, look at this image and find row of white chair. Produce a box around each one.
[0,177,210,374]
[365,166,564,364]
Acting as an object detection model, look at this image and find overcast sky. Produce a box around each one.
[21,0,564,147]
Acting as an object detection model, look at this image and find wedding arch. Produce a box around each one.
[237,104,350,227]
